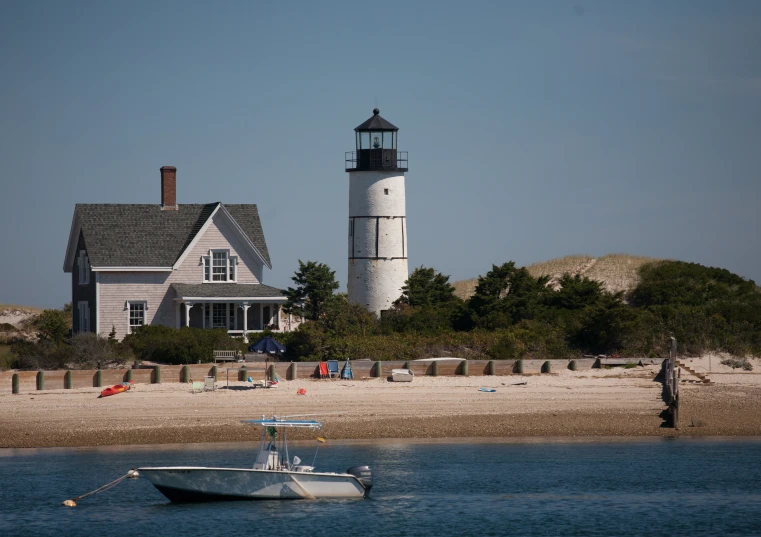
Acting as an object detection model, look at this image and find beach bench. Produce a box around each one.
[214,350,239,364]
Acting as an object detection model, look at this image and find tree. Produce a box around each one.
[283,260,340,321]
[34,308,70,344]
[394,266,458,308]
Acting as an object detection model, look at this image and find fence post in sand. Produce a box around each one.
[372,362,380,378]
[238,367,248,382]
[12,373,19,394]
[514,359,524,374]
[124,369,132,383]
[210,366,217,381]
[180,365,190,383]
[487,360,495,375]
[459,360,469,376]
[94,370,102,388]
[403,361,409,369]
[431,360,439,377]
[152,366,161,384]
[268,364,275,381]
[64,370,72,389]
[568,360,577,371]
[36,371,44,391]
[289,362,297,380]
[541,361,551,374]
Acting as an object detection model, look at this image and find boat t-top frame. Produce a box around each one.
[242,416,323,472]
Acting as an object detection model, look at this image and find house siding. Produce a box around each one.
[72,231,96,333]
[98,212,265,340]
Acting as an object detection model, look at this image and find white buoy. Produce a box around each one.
[126,469,139,479]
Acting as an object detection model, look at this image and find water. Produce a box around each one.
[1,438,760,537]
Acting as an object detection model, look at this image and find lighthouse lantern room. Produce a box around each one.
[346,109,409,316]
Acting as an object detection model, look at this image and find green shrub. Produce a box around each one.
[0,344,18,370]
[122,326,240,364]
[720,357,753,371]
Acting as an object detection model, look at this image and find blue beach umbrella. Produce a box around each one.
[248,336,286,355]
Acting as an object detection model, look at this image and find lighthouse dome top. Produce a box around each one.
[354,108,399,132]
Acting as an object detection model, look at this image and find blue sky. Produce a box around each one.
[1,1,759,308]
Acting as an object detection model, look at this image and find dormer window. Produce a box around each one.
[78,250,90,285]
[202,249,237,282]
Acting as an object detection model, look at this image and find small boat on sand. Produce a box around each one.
[100,382,132,398]
[391,369,414,382]
[139,417,373,501]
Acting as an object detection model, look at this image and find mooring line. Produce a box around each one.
[62,469,139,507]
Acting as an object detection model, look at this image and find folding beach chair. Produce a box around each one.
[318,362,329,379]
[326,360,339,378]
[341,360,354,380]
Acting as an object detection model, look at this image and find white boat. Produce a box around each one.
[391,368,414,382]
[139,417,372,502]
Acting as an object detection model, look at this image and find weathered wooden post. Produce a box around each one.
[268,364,276,381]
[238,367,248,382]
[289,362,297,380]
[431,360,439,377]
[459,360,469,376]
[64,370,73,389]
[541,361,551,374]
[123,369,133,383]
[180,365,190,383]
[210,365,218,381]
[12,373,19,394]
[514,359,524,374]
[36,371,45,391]
[152,366,161,384]
[487,360,496,376]
[403,361,409,369]
[568,360,577,371]
[94,370,102,388]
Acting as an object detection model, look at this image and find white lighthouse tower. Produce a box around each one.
[346,108,409,316]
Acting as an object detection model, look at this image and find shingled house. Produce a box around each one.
[63,166,293,340]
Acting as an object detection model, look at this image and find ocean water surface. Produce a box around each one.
[1,438,760,537]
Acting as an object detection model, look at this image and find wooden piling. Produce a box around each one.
[541,361,551,374]
[487,360,495,375]
[431,361,439,377]
[514,359,524,374]
[12,373,19,394]
[94,370,102,388]
[211,365,217,381]
[238,367,248,382]
[568,360,577,371]
[36,371,45,391]
[372,361,380,378]
[64,370,72,389]
[289,362,297,381]
[123,369,132,383]
[459,360,469,376]
[180,365,190,383]
[152,366,161,384]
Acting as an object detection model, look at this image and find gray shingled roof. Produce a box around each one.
[76,203,271,268]
[172,283,285,298]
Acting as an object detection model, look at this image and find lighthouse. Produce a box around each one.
[346,108,409,316]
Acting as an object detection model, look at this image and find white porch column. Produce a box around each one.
[184,302,193,328]
[241,302,250,342]
[276,304,281,330]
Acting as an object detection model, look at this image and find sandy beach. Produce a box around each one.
[2,357,760,448]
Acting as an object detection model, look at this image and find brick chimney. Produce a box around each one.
[160,166,177,210]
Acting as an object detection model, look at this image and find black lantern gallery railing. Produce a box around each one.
[345,150,408,172]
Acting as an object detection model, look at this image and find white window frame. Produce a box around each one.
[78,250,90,285]
[201,249,238,283]
[77,301,90,333]
[126,301,147,334]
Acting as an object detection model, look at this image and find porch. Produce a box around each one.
[171,283,288,340]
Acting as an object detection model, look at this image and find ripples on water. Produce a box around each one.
[1,439,760,536]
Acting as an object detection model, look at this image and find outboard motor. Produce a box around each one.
[347,466,373,496]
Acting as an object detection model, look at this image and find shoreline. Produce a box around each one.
[2,362,760,449]
[4,435,761,456]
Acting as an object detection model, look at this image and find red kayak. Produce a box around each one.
[100,382,132,398]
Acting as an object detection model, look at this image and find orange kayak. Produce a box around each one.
[100,382,132,398]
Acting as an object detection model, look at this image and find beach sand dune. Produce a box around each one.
[1,365,759,448]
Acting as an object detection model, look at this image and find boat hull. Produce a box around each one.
[138,467,368,502]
